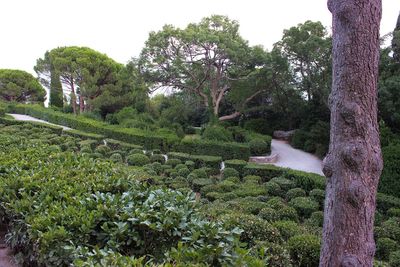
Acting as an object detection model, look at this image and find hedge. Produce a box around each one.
[0,116,63,135]
[224,159,247,175]
[63,129,105,141]
[9,104,179,150]
[174,138,250,160]
[104,138,143,151]
[168,152,221,174]
[243,163,286,182]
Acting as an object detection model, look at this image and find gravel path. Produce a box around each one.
[7,114,72,130]
[271,139,324,175]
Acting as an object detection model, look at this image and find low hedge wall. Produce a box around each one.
[104,138,143,151]
[174,138,250,160]
[224,159,247,175]
[63,129,105,141]
[10,104,179,151]
[0,116,63,135]
[243,163,286,182]
[168,152,222,174]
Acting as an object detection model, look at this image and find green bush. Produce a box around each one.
[104,138,142,151]
[243,118,272,135]
[129,148,144,155]
[264,181,283,197]
[379,145,400,198]
[390,250,400,267]
[126,153,150,166]
[288,234,320,267]
[150,154,166,164]
[233,183,267,198]
[284,169,326,191]
[222,213,281,244]
[225,198,269,215]
[270,177,295,191]
[307,211,324,227]
[272,220,302,241]
[286,188,307,201]
[109,153,123,163]
[377,193,400,213]
[166,158,182,168]
[176,167,190,178]
[379,218,400,242]
[202,125,233,142]
[309,189,325,207]
[250,241,292,267]
[376,238,398,261]
[185,160,195,171]
[224,159,247,174]
[258,206,298,223]
[289,197,319,219]
[243,175,262,184]
[291,129,309,150]
[389,208,400,218]
[174,138,250,160]
[94,145,111,155]
[192,178,213,192]
[243,163,285,182]
[222,167,239,179]
[249,138,270,156]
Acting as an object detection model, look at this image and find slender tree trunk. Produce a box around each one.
[70,78,77,115]
[79,95,85,113]
[320,1,383,266]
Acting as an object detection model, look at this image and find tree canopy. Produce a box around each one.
[0,69,45,103]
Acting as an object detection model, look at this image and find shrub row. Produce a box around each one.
[0,116,64,135]
[10,104,179,151]
[168,152,221,174]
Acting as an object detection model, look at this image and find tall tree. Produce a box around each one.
[140,15,266,122]
[392,12,400,63]
[0,69,46,103]
[320,0,383,266]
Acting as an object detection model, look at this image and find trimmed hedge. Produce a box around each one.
[168,152,221,174]
[63,129,105,141]
[104,138,143,151]
[243,163,285,182]
[174,138,250,160]
[10,104,179,151]
[0,116,63,135]
[224,159,247,174]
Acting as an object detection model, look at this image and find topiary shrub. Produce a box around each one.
[379,218,400,242]
[288,234,320,267]
[225,176,240,184]
[109,153,123,163]
[249,138,270,156]
[222,213,281,245]
[129,148,144,155]
[126,153,150,166]
[226,198,268,215]
[94,145,111,156]
[224,159,247,174]
[258,206,298,223]
[222,167,239,179]
[233,183,267,198]
[177,167,190,178]
[286,188,307,201]
[48,145,62,153]
[307,211,324,227]
[185,160,195,171]
[202,125,233,142]
[376,238,398,261]
[264,181,283,197]
[243,175,262,184]
[90,152,103,159]
[289,197,319,219]
[270,177,295,191]
[150,154,166,164]
[388,208,400,218]
[272,220,302,241]
[389,250,400,267]
[309,189,325,207]
[190,168,208,179]
[166,158,182,168]
[192,178,213,192]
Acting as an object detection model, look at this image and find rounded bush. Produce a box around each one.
[152,149,161,155]
[388,208,400,218]
[222,167,239,179]
[309,189,325,206]
[184,160,195,171]
[150,162,163,175]
[202,125,233,142]
[150,154,166,164]
[177,167,190,177]
[192,178,213,192]
[286,188,307,201]
[129,149,143,155]
[389,250,400,267]
[376,238,398,261]
[270,177,295,191]
[272,220,302,240]
[264,181,282,197]
[80,145,92,154]
[307,211,324,227]
[95,145,111,156]
[289,197,319,219]
[249,138,270,156]
[166,158,182,168]
[126,153,150,166]
[225,176,240,183]
[288,234,320,267]
[380,218,400,242]
[110,153,123,163]
[258,206,298,222]
[251,241,292,267]
[190,168,208,179]
[90,152,103,159]
[243,175,262,184]
[48,145,62,153]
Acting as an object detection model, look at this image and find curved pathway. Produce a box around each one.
[270,139,324,175]
[7,114,72,130]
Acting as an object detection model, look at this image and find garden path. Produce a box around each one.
[7,114,72,130]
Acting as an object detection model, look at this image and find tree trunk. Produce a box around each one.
[79,95,85,113]
[320,1,383,266]
[70,77,77,114]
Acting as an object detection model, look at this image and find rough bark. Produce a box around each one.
[320,1,383,266]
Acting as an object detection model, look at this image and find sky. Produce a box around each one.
[0,0,399,75]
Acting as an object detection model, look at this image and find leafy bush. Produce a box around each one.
[224,159,247,174]
[243,118,272,135]
[166,158,181,168]
[233,183,267,198]
[222,167,239,179]
[286,188,307,201]
[249,138,270,156]
[94,145,111,155]
[379,218,400,242]
[376,238,398,261]
[126,153,150,166]
[309,189,325,207]
[264,181,283,197]
[389,250,400,267]
[243,163,285,182]
[272,220,302,241]
[243,175,262,184]
[192,178,213,192]
[289,197,319,219]
[150,154,166,164]
[270,177,295,191]
[288,234,321,267]
[389,208,400,218]
[379,145,400,198]
[284,169,326,191]
[222,213,281,245]
[250,241,292,267]
[307,211,324,227]
[109,153,123,163]
[202,125,233,142]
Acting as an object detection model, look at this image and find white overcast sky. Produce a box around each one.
[1,0,399,75]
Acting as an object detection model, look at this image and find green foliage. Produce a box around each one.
[379,145,400,198]
[222,167,239,179]
[126,153,150,166]
[94,144,111,155]
[175,138,250,160]
[191,178,213,192]
[376,238,398,261]
[202,125,233,142]
[264,181,283,197]
[287,234,321,267]
[270,177,295,191]
[390,250,400,267]
[272,220,302,241]
[289,197,319,219]
[223,159,247,174]
[0,69,46,103]
[286,188,307,201]
[150,154,166,164]
[249,138,270,156]
[243,118,274,135]
[109,153,123,163]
